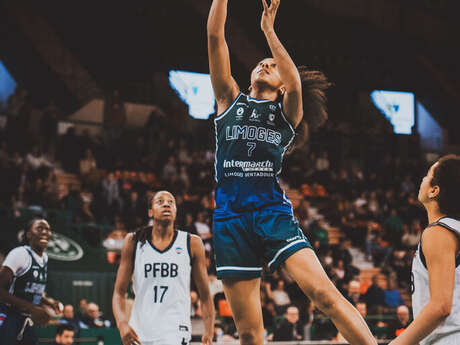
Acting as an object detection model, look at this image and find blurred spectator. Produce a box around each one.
[363,275,385,314]
[316,151,330,171]
[262,299,277,333]
[162,156,178,182]
[208,273,224,300]
[331,259,346,281]
[384,279,404,309]
[273,305,303,341]
[79,149,97,176]
[345,280,362,305]
[123,191,146,230]
[76,299,88,320]
[356,301,367,320]
[79,302,110,328]
[384,209,404,245]
[194,212,211,240]
[59,127,80,173]
[271,280,291,314]
[389,249,412,288]
[58,305,80,337]
[191,290,202,318]
[387,305,411,339]
[102,172,123,214]
[25,145,53,171]
[40,100,60,155]
[332,241,353,268]
[53,324,75,345]
[103,90,126,143]
[401,221,421,249]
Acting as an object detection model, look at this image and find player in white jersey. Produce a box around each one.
[113,191,215,345]
[389,155,460,345]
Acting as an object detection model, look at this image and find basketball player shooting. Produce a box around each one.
[208,0,377,344]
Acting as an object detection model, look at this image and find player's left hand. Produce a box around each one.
[261,0,280,33]
[201,333,213,345]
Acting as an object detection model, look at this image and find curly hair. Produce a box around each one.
[287,67,332,151]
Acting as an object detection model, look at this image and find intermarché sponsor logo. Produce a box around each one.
[223,159,273,172]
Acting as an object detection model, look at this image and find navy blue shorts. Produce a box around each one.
[213,209,312,279]
[0,304,37,345]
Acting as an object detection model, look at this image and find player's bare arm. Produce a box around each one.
[207,0,240,113]
[191,235,215,345]
[113,233,141,345]
[0,266,50,325]
[389,226,459,345]
[261,0,303,128]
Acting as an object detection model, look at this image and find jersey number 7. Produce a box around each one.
[247,142,256,157]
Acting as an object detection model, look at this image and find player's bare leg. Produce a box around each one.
[284,248,377,345]
[222,278,264,345]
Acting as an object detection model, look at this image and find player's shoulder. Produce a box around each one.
[121,232,137,252]
[7,245,28,258]
[188,234,205,257]
[422,224,459,250]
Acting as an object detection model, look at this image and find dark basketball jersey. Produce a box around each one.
[9,247,48,306]
[214,93,295,218]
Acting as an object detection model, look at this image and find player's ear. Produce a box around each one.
[148,209,153,218]
[429,185,440,200]
[248,85,253,93]
[279,86,286,96]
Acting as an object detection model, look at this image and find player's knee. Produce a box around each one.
[239,328,260,345]
[311,286,336,313]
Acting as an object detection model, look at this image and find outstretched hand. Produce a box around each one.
[261,0,280,33]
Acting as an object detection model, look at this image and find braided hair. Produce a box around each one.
[132,225,152,247]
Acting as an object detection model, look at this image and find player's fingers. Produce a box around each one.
[130,329,141,344]
[261,0,269,12]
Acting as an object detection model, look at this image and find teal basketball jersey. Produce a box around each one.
[9,247,48,306]
[213,93,295,218]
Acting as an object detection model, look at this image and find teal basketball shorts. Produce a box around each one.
[213,209,312,279]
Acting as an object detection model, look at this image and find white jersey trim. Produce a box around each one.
[214,92,242,121]
[216,266,263,272]
[268,239,306,268]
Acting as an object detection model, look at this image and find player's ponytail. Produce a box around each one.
[289,67,332,151]
[133,226,152,247]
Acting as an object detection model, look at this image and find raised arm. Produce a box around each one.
[191,235,215,345]
[112,233,140,345]
[261,0,303,127]
[389,226,459,345]
[207,0,239,113]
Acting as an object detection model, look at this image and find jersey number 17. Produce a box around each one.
[153,285,168,303]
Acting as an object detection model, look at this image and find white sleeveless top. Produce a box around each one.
[129,229,192,342]
[412,217,460,345]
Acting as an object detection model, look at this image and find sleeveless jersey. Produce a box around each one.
[213,93,295,218]
[412,217,460,345]
[129,230,192,342]
[8,246,48,308]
